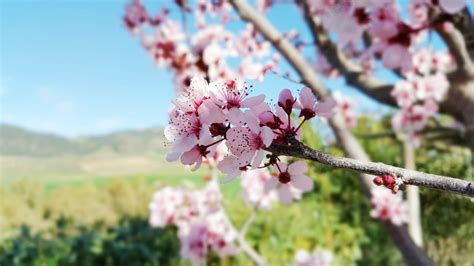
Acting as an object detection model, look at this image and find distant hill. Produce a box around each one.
[0,124,178,183]
[0,124,167,157]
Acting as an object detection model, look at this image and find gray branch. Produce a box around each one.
[266,139,474,198]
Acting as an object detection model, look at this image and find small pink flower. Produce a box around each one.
[225,124,274,168]
[265,161,313,205]
[278,88,296,115]
[370,188,409,225]
[210,79,265,110]
[296,87,336,120]
[293,249,333,266]
[218,155,245,183]
[381,44,412,71]
[438,0,466,14]
[240,168,278,209]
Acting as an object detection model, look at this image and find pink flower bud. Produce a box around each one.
[278,89,295,115]
[373,176,384,186]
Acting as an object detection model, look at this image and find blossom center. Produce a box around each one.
[278,171,291,184]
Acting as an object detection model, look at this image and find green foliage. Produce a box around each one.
[0,218,180,266]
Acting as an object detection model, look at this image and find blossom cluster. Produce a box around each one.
[293,248,334,266]
[124,0,279,94]
[149,182,237,265]
[370,188,409,225]
[333,92,358,129]
[309,0,467,72]
[165,76,334,202]
[391,49,453,143]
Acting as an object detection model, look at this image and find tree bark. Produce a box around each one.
[403,140,423,247]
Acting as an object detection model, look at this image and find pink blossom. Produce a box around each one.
[240,168,278,209]
[438,0,466,14]
[296,87,336,120]
[333,92,357,129]
[123,0,149,34]
[265,161,314,205]
[293,249,334,266]
[218,155,246,183]
[278,88,296,115]
[370,188,409,225]
[180,217,236,266]
[210,79,265,110]
[321,3,366,46]
[149,187,185,227]
[368,5,400,40]
[381,43,412,71]
[225,124,274,168]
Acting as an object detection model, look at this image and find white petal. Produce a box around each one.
[252,150,265,168]
[278,186,294,205]
[264,177,278,192]
[291,175,314,192]
[288,161,308,175]
[260,126,274,147]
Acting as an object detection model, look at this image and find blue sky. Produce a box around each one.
[1,0,460,137]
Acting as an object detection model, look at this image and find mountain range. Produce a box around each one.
[0,124,180,184]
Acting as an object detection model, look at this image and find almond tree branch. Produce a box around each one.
[266,139,474,198]
[299,2,397,107]
[431,8,474,79]
[228,1,434,264]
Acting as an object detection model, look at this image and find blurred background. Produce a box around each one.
[1,1,473,265]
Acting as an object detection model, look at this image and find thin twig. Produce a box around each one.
[266,138,474,198]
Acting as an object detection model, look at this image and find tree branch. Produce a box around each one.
[229,1,434,265]
[300,1,397,107]
[431,8,474,79]
[266,139,474,198]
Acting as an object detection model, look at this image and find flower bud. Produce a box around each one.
[278,89,295,115]
[373,176,384,186]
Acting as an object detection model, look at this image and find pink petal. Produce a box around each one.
[180,146,200,165]
[278,185,293,205]
[299,87,316,109]
[260,126,274,147]
[221,170,240,183]
[225,127,249,156]
[291,175,314,192]
[174,135,199,154]
[278,89,293,104]
[288,161,308,175]
[439,0,466,14]
[264,177,278,192]
[244,111,260,133]
[218,156,238,172]
[382,44,405,69]
[252,150,265,168]
[228,108,246,126]
[238,151,255,167]
[241,94,265,108]
[314,98,336,118]
[198,99,224,124]
[250,102,271,116]
[191,157,203,171]
[166,149,181,162]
